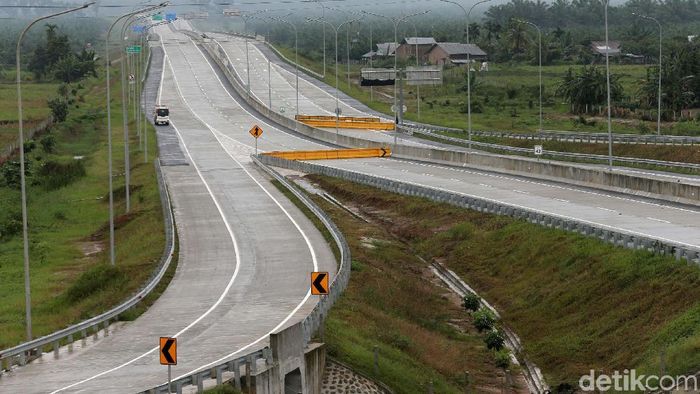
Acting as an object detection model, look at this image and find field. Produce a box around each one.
[0,66,165,349]
[274,45,700,136]
[0,82,57,153]
[299,174,700,391]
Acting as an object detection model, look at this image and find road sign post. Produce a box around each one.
[249,124,263,155]
[160,337,177,393]
[534,145,543,161]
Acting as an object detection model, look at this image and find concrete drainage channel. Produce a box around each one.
[429,261,548,394]
[257,154,700,265]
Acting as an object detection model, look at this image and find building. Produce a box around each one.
[590,41,621,56]
[426,42,487,66]
[362,42,398,61]
[395,37,437,62]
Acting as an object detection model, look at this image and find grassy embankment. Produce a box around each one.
[281,174,700,392]
[0,82,58,153]
[0,65,166,349]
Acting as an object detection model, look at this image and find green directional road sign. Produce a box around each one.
[126,45,142,54]
[152,14,163,21]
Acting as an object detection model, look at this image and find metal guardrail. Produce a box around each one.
[403,121,700,146]
[257,155,700,265]
[402,126,700,171]
[0,161,176,372]
[138,156,352,393]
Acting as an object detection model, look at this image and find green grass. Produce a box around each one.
[0,82,58,152]
[0,67,165,349]
[281,178,525,393]
[274,45,700,137]
[308,174,700,390]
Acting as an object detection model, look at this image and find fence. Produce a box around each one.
[401,125,700,172]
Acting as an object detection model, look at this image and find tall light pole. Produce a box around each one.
[604,0,613,169]
[238,9,269,97]
[308,17,359,135]
[515,18,542,132]
[270,14,299,116]
[362,10,429,137]
[633,12,662,135]
[15,1,94,341]
[401,21,421,120]
[105,3,166,267]
[440,0,492,150]
[313,0,327,78]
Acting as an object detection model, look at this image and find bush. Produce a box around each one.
[494,349,510,369]
[0,213,23,241]
[40,134,56,153]
[37,159,86,190]
[462,293,481,312]
[47,97,69,122]
[64,264,128,303]
[1,160,30,189]
[485,329,506,350]
[472,309,496,332]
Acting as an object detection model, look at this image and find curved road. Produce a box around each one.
[0,27,335,393]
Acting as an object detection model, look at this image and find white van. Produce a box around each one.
[154,105,170,126]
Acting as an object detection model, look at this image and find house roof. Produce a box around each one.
[403,37,437,45]
[431,42,487,57]
[591,41,621,55]
[376,42,398,56]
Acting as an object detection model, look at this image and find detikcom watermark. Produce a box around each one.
[578,369,699,392]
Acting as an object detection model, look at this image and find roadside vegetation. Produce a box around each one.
[297,174,700,391]
[0,24,164,349]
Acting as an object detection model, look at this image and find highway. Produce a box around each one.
[3,21,698,394]
[0,32,335,393]
[194,28,700,252]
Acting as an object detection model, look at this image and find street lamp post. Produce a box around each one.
[270,14,299,116]
[633,12,662,135]
[239,9,269,97]
[105,3,166,267]
[308,17,359,136]
[515,18,542,132]
[15,1,95,342]
[362,10,429,145]
[440,0,492,149]
[604,0,613,169]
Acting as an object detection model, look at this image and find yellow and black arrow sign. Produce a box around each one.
[311,272,329,295]
[380,147,390,157]
[160,337,177,365]
[249,124,263,139]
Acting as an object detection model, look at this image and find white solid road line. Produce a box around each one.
[647,217,672,224]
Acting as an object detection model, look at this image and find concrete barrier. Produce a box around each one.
[264,147,391,161]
